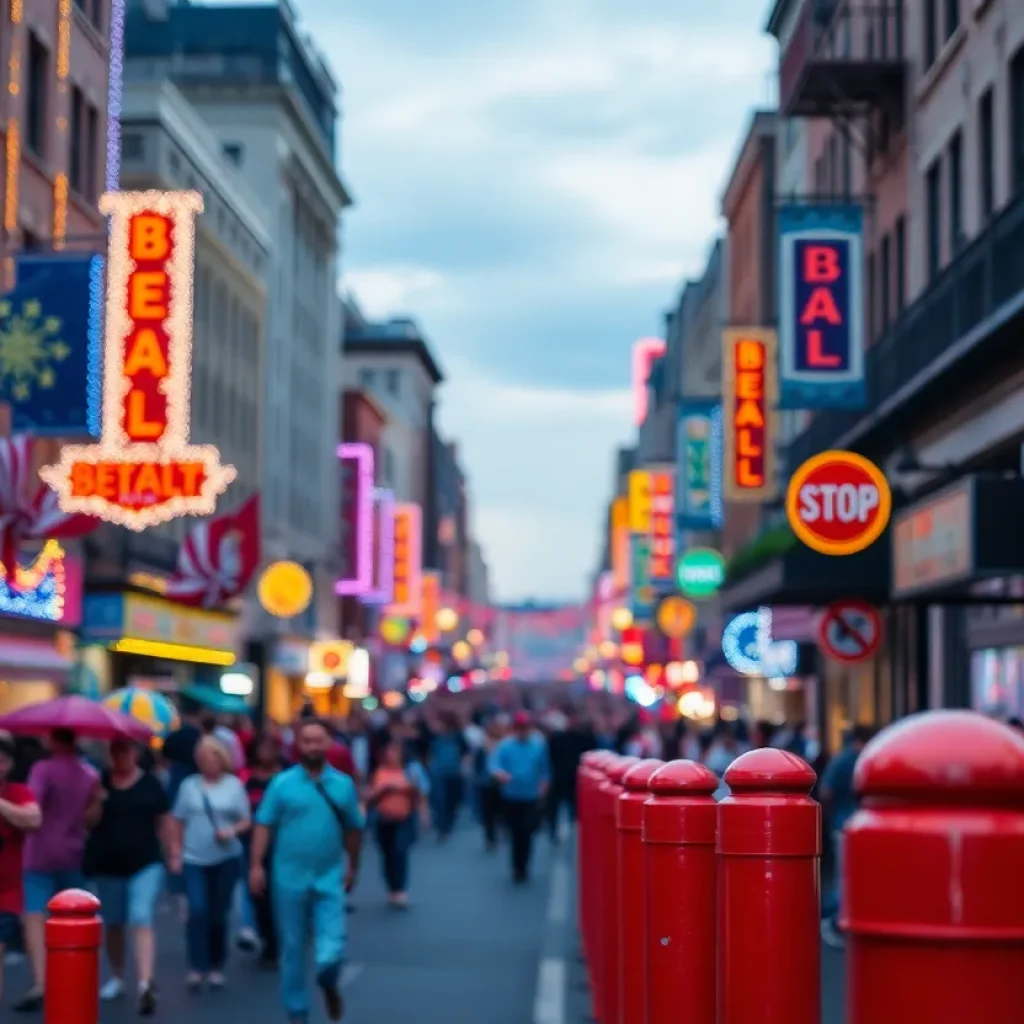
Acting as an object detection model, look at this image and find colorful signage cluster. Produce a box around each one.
[786,451,891,556]
[388,502,423,617]
[675,400,723,530]
[648,469,675,582]
[628,469,652,532]
[629,534,655,624]
[721,328,778,503]
[778,204,865,409]
[40,191,236,528]
[336,442,374,595]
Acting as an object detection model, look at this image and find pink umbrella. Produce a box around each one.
[0,695,153,741]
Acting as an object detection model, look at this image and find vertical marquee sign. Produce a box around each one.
[648,468,675,583]
[675,399,723,531]
[721,327,779,503]
[610,495,630,592]
[335,442,374,596]
[40,191,236,526]
[629,534,654,624]
[361,487,395,606]
[388,502,422,617]
[777,204,865,409]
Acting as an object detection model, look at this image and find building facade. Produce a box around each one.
[124,0,350,642]
[430,432,470,594]
[1,0,109,261]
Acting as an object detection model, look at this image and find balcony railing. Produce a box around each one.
[787,191,1024,469]
[779,1,905,118]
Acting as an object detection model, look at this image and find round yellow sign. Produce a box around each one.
[656,596,697,638]
[257,561,313,618]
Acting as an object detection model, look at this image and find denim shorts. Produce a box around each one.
[23,869,88,914]
[90,863,166,927]
[0,910,20,946]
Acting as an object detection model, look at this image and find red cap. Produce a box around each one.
[513,711,531,727]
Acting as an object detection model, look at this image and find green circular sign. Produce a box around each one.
[676,548,726,599]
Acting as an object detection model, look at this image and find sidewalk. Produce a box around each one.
[3,820,559,1022]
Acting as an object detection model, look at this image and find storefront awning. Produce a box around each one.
[0,638,74,680]
[892,474,1024,601]
[718,540,890,614]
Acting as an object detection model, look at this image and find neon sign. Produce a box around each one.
[632,337,665,425]
[0,541,66,622]
[722,607,797,677]
[336,442,374,595]
[648,469,674,581]
[388,503,422,617]
[721,328,778,503]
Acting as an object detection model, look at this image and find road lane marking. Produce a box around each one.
[547,859,569,925]
[533,957,565,1024]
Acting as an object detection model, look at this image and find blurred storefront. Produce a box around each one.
[0,544,85,712]
[263,637,369,722]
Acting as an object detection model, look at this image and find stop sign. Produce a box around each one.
[785,450,892,555]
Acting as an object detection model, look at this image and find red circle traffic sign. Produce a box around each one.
[786,450,892,555]
[818,599,882,664]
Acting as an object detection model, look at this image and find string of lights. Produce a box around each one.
[51,0,71,249]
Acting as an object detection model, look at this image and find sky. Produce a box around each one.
[295,0,776,602]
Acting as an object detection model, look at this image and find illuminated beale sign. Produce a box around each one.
[41,191,235,528]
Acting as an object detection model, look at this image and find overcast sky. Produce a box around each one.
[295,0,775,602]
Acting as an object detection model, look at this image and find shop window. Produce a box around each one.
[25,34,48,158]
[926,159,942,280]
[944,0,959,41]
[948,129,963,253]
[979,87,995,221]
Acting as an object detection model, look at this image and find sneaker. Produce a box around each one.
[820,918,846,950]
[207,972,225,990]
[138,983,157,1016]
[185,972,203,993]
[100,977,127,1001]
[235,927,259,953]
[13,986,44,1012]
[320,980,344,1022]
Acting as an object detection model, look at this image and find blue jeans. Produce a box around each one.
[432,774,463,835]
[822,830,844,921]
[183,858,240,972]
[23,870,87,914]
[375,817,414,893]
[91,863,166,926]
[273,884,345,1020]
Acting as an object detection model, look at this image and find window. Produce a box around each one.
[382,446,395,486]
[222,143,243,167]
[121,132,144,161]
[979,88,995,221]
[85,103,99,201]
[944,0,959,41]
[923,0,937,69]
[25,34,48,158]
[69,87,85,193]
[1013,46,1024,197]
[385,369,400,395]
[926,160,942,280]
[867,252,877,339]
[359,368,375,388]
[880,233,891,331]
[841,130,852,195]
[89,0,103,32]
[22,229,42,251]
[894,216,906,313]
[948,130,963,253]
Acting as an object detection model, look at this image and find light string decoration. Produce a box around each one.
[106,0,127,192]
[51,0,71,249]
[722,607,798,678]
[39,190,236,528]
[4,0,23,288]
[360,486,395,606]
[0,540,66,621]
[86,253,104,434]
[335,442,374,596]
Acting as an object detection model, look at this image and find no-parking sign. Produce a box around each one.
[818,599,882,664]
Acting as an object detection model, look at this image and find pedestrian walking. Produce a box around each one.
[477,717,506,851]
[366,739,429,908]
[489,712,550,884]
[0,731,41,1010]
[249,717,364,1024]
[427,711,469,840]
[237,734,283,966]
[15,728,103,1012]
[170,736,251,991]
[544,710,594,842]
[85,738,172,1014]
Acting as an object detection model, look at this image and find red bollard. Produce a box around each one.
[718,749,821,1024]
[617,759,664,1024]
[643,760,719,1024]
[45,889,102,1024]
[587,752,617,1022]
[578,751,603,971]
[600,756,640,1024]
[843,710,1024,1023]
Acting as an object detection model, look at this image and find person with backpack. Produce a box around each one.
[249,717,364,1023]
[365,739,429,908]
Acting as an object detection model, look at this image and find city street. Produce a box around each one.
[2,823,564,1023]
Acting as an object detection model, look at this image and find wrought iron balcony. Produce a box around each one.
[786,190,1024,470]
[778,1,905,118]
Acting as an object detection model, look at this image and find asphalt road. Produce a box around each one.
[3,819,562,1023]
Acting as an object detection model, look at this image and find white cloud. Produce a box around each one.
[343,265,448,319]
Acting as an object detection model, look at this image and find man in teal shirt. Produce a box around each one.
[251,719,364,1022]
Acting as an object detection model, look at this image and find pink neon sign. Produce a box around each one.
[336,443,375,595]
[360,487,395,606]
[633,337,666,425]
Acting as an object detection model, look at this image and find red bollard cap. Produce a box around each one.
[47,889,101,916]
[622,758,665,791]
[854,709,1024,806]
[607,756,642,784]
[724,747,817,792]
[649,758,720,796]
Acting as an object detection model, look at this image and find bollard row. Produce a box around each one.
[576,711,1024,1024]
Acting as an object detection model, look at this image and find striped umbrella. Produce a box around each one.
[102,688,180,738]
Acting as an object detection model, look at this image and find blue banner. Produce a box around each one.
[777,204,865,409]
[675,399,723,532]
[0,254,103,434]
[629,533,655,624]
